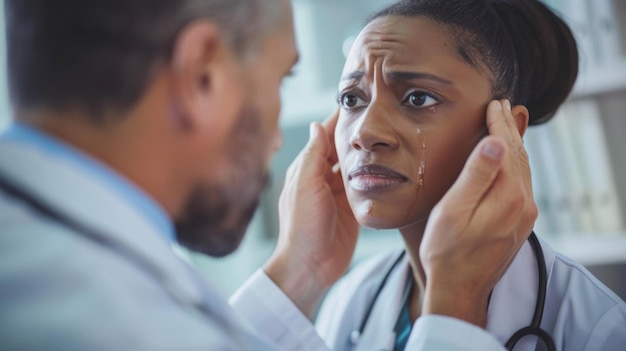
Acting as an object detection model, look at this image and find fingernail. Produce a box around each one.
[495,100,502,111]
[309,122,318,140]
[482,141,504,161]
[504,99,511,111]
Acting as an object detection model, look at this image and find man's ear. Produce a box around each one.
[511,104,530,138]
[168,20,239,133]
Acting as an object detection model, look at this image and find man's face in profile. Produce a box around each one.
[175,101,270,257]
[176,0,298,257]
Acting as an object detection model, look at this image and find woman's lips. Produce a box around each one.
[348,165,407,192]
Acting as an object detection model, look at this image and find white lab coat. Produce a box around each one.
[0,132,337,350]
[316,239,626,351]
[0,130,517,350]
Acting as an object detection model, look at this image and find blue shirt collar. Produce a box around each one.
[0,122,176,243]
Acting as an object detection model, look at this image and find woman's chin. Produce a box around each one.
[351,199,423,230]
[355,209,428,232]
[356,213,402,230]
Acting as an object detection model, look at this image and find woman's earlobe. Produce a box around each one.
[512,105,530,138]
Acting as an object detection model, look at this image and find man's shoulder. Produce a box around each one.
[0,195,236,350]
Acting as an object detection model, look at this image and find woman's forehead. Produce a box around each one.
[341,15,491,102]
[344,16,457,70]
[343,16,482,76]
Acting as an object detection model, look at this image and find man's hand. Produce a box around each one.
[420,100,538,327]
[264,110,360,317]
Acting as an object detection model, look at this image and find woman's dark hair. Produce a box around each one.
[369,0,578,125]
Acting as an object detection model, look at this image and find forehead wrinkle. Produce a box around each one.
[386,71,454,86]
[356,40,399,80]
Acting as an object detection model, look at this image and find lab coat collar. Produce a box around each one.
[0,140,216,314]
[359,239,557,351]
[357,251,411,351]
[486,237,557,349]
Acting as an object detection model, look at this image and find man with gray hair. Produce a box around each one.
[0,0,537,350]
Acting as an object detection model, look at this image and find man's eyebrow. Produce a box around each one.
[341,71,365,81]
[388,71,453,86]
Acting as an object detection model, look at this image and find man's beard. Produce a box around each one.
[174,176,267,257]
[175,102,271,257]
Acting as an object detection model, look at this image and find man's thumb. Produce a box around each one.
[446,137,506,205]
[306,122,330,158]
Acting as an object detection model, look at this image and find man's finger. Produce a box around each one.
[285,121,331,183]
[321,109,340,164]
[322,109,339,131]
[486,100,512,143]
[306,122,331,160]
[443,136,507,210]
[501,99,522,144]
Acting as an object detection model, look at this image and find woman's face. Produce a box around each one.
[336,16,492,230]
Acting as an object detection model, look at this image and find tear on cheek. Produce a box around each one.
[417,141,426,188]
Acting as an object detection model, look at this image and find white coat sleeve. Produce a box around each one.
[406,315,506,351]
[229,270,330,351]
[232,269,508,351]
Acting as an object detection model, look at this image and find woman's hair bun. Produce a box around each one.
[491,0,579,125]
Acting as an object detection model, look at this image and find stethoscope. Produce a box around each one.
[350,232,555,351]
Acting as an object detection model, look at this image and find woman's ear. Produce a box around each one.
[511,105,530,138]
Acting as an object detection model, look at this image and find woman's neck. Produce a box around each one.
[399,221,428,322]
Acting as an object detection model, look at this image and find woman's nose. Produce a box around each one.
[349,101,399,152]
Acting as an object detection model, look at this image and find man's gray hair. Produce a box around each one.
[177,0,284,58]
[5,0,285,116]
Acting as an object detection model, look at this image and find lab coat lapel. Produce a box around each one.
[357,254,411,351]
[486,239,556,350]
[0,141,210,313]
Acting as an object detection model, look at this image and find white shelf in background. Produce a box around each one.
[544,233,626,266]
[573,59,626,98]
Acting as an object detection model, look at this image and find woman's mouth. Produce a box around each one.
[348,164,407,192]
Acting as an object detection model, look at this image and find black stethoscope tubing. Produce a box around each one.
[353,232,555,351]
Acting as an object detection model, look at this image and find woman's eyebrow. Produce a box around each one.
[387,71,454,86]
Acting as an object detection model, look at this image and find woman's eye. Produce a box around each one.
[340,93,367,109]
[405,92,439,108]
